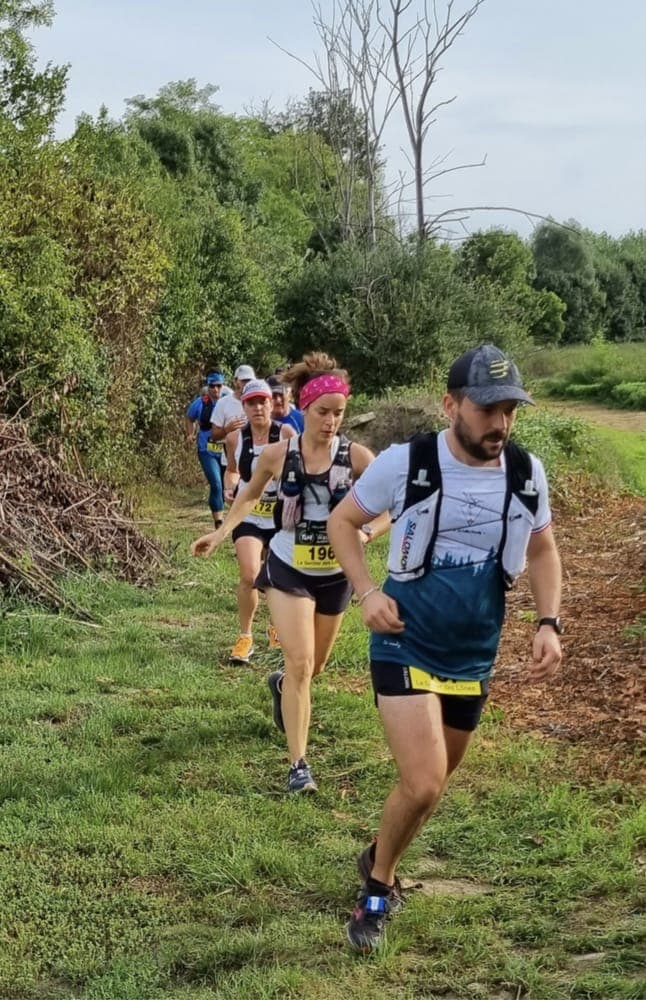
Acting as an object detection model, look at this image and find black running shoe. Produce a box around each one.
[346,891,389,952]
[357,841,404,914]
[267,670,285,732]
[287,758,317,793]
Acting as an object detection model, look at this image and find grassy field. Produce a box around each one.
[0,489,643,999]
[516,341,646,411]
[518,341,646,384]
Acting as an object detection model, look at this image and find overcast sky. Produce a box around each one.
[32,0,645,239]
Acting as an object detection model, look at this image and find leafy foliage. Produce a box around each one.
[531,222,605,344]
[539,339,646,410]
[1,5,645,487]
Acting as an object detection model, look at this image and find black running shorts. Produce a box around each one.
[255,550,353,616]
[370,659,489,732]
[232,522,276,546]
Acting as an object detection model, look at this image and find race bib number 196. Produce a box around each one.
[293,521,339,570]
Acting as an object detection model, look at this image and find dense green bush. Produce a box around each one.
[278,239,531,394]
[610,382,646,409]
[512,408,594,479]
[538,340,646,410]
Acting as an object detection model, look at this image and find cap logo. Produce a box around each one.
[489,359,510,380]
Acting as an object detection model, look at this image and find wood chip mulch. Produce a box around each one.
[492,491,645,781]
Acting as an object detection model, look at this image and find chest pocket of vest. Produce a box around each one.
[392,492,441,579]
[501,494,535,584]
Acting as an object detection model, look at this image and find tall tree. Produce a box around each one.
[380,0,486,238]
[531,222,604,344]
[272,1,396,247]
[458,229,565,344]
[0,0,67,140]
[278,1,487,242]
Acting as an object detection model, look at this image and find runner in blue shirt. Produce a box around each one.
[267,375,305,433]
[185,371,226,527]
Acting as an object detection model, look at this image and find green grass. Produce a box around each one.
[518,341,646,412]
[589,425,646,494]
[519,341,646,383]
[0,492,643,999]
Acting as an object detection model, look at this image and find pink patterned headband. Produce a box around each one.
[299,374,351,410]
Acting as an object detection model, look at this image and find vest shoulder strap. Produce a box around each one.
[404,431,441,510]
[198,398,215,431]
[335,434,352,467]
[504,441,539,516]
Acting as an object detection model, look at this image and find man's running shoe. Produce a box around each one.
[346,891,389,952]
[267,624,281,649]
[287,758,317,793]
[357,840,404,914]
[267,670,285,732]
[229,635,254,663]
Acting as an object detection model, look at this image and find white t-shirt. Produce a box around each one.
[351,430,552,679]
[211,395,244,467]
[352,430,551,581]
[211,394,243,428]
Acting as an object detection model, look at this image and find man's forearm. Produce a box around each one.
[329,517,375,596]
[528,544,562,618]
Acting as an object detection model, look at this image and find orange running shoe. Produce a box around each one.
[229,635,254,663]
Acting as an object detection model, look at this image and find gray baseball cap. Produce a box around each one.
[447,344,535,406]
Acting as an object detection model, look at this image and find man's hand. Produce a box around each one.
[528,628,562,681]
[191,529,223,558]
[361,591,405,634]
[225,417,246,435]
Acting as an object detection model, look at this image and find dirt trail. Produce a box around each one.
[544,400,646,432]
[493,490,645,780]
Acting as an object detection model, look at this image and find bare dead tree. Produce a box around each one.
[270,1,400,247]
[378,0,487,238]
[273,1,518,245]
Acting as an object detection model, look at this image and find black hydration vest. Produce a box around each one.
[401,431,540,585]
[237,421,282,482]
[273,434,353,530]
[198,398,216,431]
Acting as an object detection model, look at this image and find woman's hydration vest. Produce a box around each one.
[273,434,353,531]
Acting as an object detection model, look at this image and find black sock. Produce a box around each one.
[366,876,392,896]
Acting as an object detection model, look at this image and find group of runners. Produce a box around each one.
[188,345,563,953]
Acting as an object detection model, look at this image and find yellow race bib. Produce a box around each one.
[252,497,277,518]
[408,665,483,696]
[206,441,223,454]
[293,521,339,570]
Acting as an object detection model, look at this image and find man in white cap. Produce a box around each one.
[210,364,256,453]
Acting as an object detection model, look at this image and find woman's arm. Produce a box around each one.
[191,440,287,557]
[223,430,241,502]
[526,525,563,681]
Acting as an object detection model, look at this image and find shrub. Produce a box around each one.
[610,382,646,409]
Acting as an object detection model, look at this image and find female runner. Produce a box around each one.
[191,353,381,793]
[223,379,295,663]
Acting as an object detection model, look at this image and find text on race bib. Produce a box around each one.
[293,520,339,570]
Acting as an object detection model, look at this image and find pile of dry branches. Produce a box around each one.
[0,419,166,618]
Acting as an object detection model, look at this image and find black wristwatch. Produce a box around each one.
[537,616,563,635]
